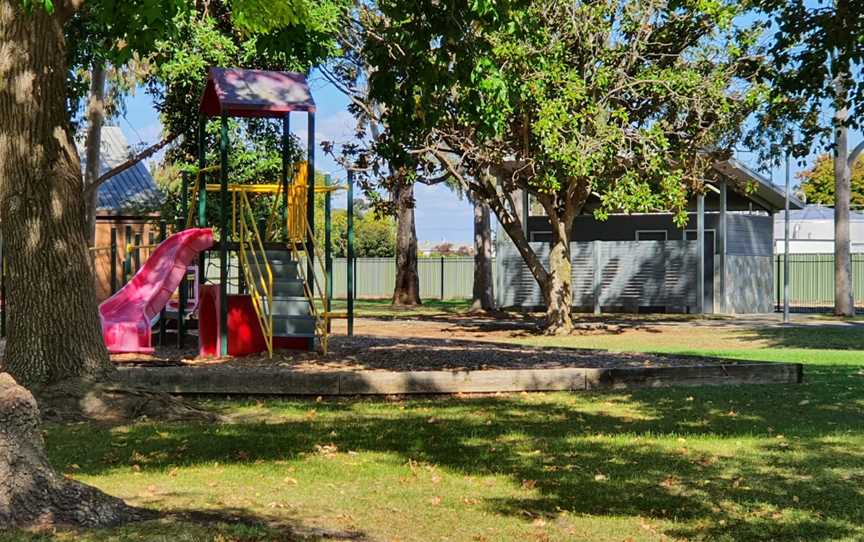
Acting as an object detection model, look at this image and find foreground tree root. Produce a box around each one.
[34,377,218,425]
[0,373,152,529]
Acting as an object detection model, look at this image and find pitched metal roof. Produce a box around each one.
[79,126,163,214]
[776,205,864,222]
[712,158,804,212]
[200,67,316,118]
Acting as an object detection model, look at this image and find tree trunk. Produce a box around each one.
[0,1,113,387]
[83,62,107,247]
[471,198,494,311]
[541,207,574,334]
[392,182,421,305]
[834,90,854,317]
[0,373,143,528]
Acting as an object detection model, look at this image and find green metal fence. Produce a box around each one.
[315,257,483,299]
[774,253,864,311]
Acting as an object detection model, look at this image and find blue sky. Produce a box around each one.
[118,70,862,245]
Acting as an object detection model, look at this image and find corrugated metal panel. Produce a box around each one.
[726,255,774,313]
[314,257,481,299]
[727,214,773,256]
[774,253,864,311]
[572,243,594,307]
[78,126,163,213]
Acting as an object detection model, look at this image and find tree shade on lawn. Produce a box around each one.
[7,332,864,541]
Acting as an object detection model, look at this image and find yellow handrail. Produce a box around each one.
[263,181,283,241]
[286,162,309,243]
[188,160,328,355]
[237,190,274,357]
[285,214,332,354]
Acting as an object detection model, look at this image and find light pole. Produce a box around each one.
[784,152,791,324]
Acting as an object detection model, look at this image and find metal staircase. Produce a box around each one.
[189,162,337,357]
[258,250,317,343]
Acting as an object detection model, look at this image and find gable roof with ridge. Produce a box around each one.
[200,67,316,118]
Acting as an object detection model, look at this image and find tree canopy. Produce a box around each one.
[351,0,762,332]
[149,0,346,143]
[798,153,864,207]
[749,0,864,159]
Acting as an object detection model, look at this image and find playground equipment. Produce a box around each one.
[99,228,214,353]
[98,67,356,357]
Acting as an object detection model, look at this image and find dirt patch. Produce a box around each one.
[111,316,739,373]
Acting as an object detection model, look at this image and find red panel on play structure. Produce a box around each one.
[198,284,220,357]
[228,294,268,356]
[198,285,312,357]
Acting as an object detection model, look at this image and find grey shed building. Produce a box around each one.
[79,126,164,301]
[495,159,804,314]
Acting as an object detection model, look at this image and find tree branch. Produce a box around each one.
[84,133,180,197]
[849,139,864,168]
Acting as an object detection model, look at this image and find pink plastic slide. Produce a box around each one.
[99,228,214,354]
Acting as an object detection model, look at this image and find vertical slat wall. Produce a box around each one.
[496,240,698,310]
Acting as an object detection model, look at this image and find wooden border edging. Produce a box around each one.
[111,362,803,396]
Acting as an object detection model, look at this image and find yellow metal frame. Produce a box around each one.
[183,160,345,356]
[237,190,275,357]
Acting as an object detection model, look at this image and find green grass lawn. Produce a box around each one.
[323,298,472,317]
[9,320,864,541]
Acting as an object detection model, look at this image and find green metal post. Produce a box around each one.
[347,170,355,337]
[440,256,445,299]
[219,112,230,356]
[306,112,316,349]
[281,114,290,240]
[324,176,333,333]
[197,116,207,228]
[158,220,167,345]
[197,116,207,291]
[109,227,117,294]
[177,265,187,349]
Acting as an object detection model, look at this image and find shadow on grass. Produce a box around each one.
[734,323,864,350]
[4,506,369,542]
[44,360,864,542]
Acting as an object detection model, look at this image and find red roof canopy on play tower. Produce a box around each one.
[200,67,316,118]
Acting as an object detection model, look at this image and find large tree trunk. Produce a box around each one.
[485,183,576,334]
[83,62,107,247]
[471,198,494,311]
[0,1,113,387]
[541,206,574,334]
[392,182,421,305]
[834,92,855,317]
[0,373,143,528]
